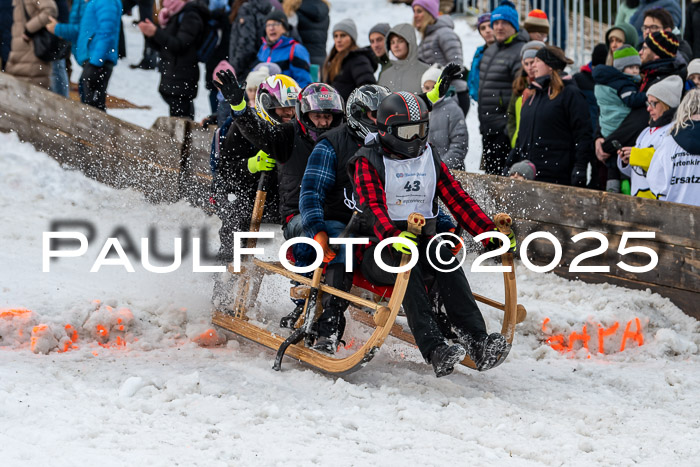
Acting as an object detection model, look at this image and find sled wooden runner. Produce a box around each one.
[213,212,526,374]
[213,212,426,375]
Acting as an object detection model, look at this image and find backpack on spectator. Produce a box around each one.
[178,10,221,63]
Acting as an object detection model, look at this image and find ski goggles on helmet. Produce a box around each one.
[389,121,429,141]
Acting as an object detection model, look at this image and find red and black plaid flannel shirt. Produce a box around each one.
[353,157,496,255]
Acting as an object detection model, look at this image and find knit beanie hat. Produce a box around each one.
[645,30,679,59]
[491,0,519,32]
[647,75,683,108]
[687,58,700,77]
[591,43,609,66]
[421,65,443,87]
[212,60,235,82]
[520,40,546,60]
[369,23,391,38]
[264,10,289,32]
[253,61,281,75]
[246,67,271,91]
[477,13,491,28]
[412,0,440,20]
[535,46,573,71]
[333,18,358,44]
[613,45,641,71]
[508,160,536,180]
[523,9,549,35]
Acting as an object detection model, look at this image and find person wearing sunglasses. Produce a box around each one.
[350,90,516,377]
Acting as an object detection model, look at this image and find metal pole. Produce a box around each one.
[598,0,602,46]
[579,0,584,68]
[589,0,593,59]
[565,0,569,60]
[607,0,612,31]
[571,0,576,66]
[682,0,686,36]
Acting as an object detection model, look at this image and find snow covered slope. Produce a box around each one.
[1,0,699,464]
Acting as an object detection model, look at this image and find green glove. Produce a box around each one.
[426,62,464,104]
[486,228,517,253]
[393,231,418,255]
[247,150,276,173]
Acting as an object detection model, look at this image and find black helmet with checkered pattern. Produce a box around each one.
[376,92,430,159]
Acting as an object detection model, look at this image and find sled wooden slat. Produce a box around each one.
[252,259,392,316]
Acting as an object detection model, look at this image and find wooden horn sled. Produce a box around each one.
[212,210,526,375]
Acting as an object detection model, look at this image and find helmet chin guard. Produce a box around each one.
[377,92,430,159]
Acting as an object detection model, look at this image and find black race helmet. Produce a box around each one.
[376,92,430,159]
[295,83,345,142]
[346,84,391,140]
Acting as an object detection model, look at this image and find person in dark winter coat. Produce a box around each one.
[413,0,469,116]
[507,46,593,186]
[322,18,377,102]
[284,0,329,66]
[369,23,391,75]
[478,0,529,175]
[256,9,312,87]
[51,0,121,110]
[640,7,693,65]
[573,43,608,136]
[685,1,700,60]
[573,43,609,189]
[209,74,294,263]
[228,0,276,81]
[138,0,206,119]
[507,40,545,148]
[629,0,682,41]
[468,13,495,102]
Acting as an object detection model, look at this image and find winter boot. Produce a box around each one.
[310,305,346,355]
[430,343,467,377]
[279,304,304,329]
[461,333,508,371]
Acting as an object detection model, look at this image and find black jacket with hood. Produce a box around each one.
[507,74,593,185]
[153,0,207,99]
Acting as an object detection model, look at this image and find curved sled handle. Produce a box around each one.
[493,213,512,235]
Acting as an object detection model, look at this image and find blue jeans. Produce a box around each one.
[51,59,69,98]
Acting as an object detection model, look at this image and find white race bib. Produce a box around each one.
[383,146,437,221]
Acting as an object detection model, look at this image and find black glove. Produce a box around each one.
[571,165,587,187]
[437,62,465,96]
[215,69,246,109]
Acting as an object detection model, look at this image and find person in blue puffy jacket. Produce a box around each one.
[49,0,122,110]
[256,10,312,88]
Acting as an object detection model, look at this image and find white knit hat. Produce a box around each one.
[246,66,272,91]
[688,58,700,77]
[647,75,683,108]
[421,65,442,87]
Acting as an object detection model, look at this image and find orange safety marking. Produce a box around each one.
[567,325,590,352]
[597,322,619,354]
[620,318,644,352]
